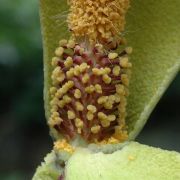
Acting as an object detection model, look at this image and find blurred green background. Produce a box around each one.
[0,1,179,179]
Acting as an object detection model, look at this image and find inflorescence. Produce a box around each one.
[48,39,132,144]
[48,0,131,147]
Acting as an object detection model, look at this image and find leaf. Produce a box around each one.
[65,142,180,180]
[40,0,180,141]
[33,142,180,180]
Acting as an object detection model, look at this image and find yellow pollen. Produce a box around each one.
[108,137,119,144]
[114,93,121,103]
[67,39,76,49]
[51,67,65,85]
[120,57,132,68]
[92,67,109,76]
[48,116,62,127]
[125,47,133,54]
[92,68,102,76]
[58,100,65,108]
[113,125,128,141]
[50,105,58,113]
[97,96,108,104]
[79,47,84,55]
[85,85,95,94]
[66,68,74,79]
[64,57,73,68]
[98,112,107,120]
[52,111,59,117]
[49,87,57,95]
[74,65,81,76]
[54,139,74,153]
[109,95,116,102]
[74,89,82,99]
[108,115,116,122]
[91,125,101,134]
[55,81,74,99]
[51,57,59,67]
[66,80,75,89]
[56,74,65,84]
[63,95,72,104]
[68,0,130,43]
[59,39,68,46]
[121,74,129,86]
[55,47,64,57]
[82,73,90,84]
[119,96,127,113]
[87,111,94,121]
[95,43,103,53]
[67,110,76,120]
[128,155,135,161]
[75,101,84,111]
[116,84,125,95]
[79,63,89,72]
[104,101,113,110]
[75,118,83,129]
[104,67,111,74]
[50,97,59,106]
[102,74,111,84]
[113,66,121,76]
[108,52,118,60]
[55,89,63,99]
[101,120,110,128]
[52,66,61,75]
[94,84,102,94]
[87,105,97,113]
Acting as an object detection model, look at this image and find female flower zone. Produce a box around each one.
[48,0,133,151]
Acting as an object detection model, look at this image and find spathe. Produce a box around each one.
[40,0,180,144]
[33,0,180,179]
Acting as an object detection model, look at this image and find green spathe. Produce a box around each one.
[126,0,180,140]
[40,0,180,144]
[34,0,180,179]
